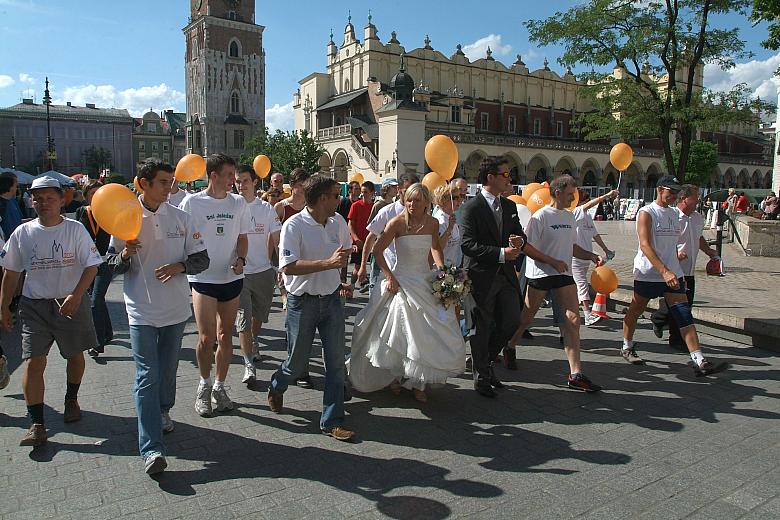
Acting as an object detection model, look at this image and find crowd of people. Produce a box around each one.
[0,156,727,476]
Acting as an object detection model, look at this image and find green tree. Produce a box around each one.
[672,140,718,186]
[751,0,780,50]
[82,146,112,177]
[526,0,773,180]
[240,127,324,180]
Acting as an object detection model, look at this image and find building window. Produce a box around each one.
[139,152,146,160]
[152,142,158,152]
[139,142,146,151]
[451,105,461,123]
[508,115,517,134]
[187,128,193,148]
[533,119,541,135]
[230,92,240,113]
[480,112,489,130]
[234,130,245,149]
[344,79,350,92]
[556,121,564,138]
[163,143,169,151]
[147,122,157,132]
[163,153,170,162]
[195,130,202,148]
[228,10,237,20]
[229,40,239,58]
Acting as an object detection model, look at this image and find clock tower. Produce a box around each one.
[183,0,265,158]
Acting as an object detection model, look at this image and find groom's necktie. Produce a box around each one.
[492,197,503,236]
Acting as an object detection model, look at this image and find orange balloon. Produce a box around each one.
[175,154,206,182]
[425,135,458,180]
[507,194,526,205]
[568,187,580,211]
[610,143,633,171]
[543,181,550,188]
[591,265,619,294]
[349,172,364,185]
[253,155,271,179]
[91,184,142,241]
[421,172,446,193]
[522,182,543,200]
[527,187,551,214]
[133,176,143,193]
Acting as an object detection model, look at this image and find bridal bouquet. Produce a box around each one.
[430,265,472,309]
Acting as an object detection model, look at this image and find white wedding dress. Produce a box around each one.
[348,234,467,392]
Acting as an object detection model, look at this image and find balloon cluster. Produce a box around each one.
[422,135,459,191]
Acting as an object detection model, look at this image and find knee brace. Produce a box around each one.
[669,302,694,329]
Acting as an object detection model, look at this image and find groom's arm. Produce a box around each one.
[460,204,503,263]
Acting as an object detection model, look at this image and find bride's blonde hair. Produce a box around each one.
[402,182,431,228]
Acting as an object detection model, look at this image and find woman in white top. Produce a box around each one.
[431,183,463,267]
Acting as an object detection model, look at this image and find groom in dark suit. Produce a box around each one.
[460,157,547,397]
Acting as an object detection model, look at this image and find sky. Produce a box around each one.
[1,0,778,132]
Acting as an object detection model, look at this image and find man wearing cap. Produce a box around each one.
[0,176,102,446]
[622,176,725,376]
[650,184,719,351]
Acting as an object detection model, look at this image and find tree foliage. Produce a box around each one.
[526,0,774,180]
[82,146,113,177]
[240,127,325,180]
[751,0,780,50]
[672,140,718,186]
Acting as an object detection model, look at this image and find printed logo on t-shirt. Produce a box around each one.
[167,224,185,239]
[655,217,680,237]
[192,232,201,240]
[216,225,224,236]
[30,240,76,269]
[550,224,572,230]
[283,249,291,257]
[250,215,265,235]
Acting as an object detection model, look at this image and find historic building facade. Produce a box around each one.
[0,98,134,177]
[183,0,265,158]
[132,111,174,169]
[294,16,772,195]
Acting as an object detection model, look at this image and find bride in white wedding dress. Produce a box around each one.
[347,183,467,402]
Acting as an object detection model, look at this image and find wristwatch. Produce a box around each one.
[236,256,246,266]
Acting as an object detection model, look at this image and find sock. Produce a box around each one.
[199,377,212,387]
[242,352,253,365]
[65,382,80,401]
[690,350,705,366]
[213,380,224,390]
[622,339,634,351]
[27,403,44,425]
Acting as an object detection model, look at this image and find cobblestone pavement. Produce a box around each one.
[595,221,780,323]
[1,278,779,519]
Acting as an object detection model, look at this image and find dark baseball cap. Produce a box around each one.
[656,175,682,192]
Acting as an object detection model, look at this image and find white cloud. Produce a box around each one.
[18,73,34,84]
[462,34,512,62]
[266,101,294,132]
[0,75,14,88]
[704,54,780,100]
[52,83,185,117]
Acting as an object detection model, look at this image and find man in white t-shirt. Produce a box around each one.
[234,165,281,385]
[649,184,719,352]
[267,175,356,442]
[355,173,417,297]
[0,176,102,447]
[179,154,251,417]
[108,158,208,475]
[508,175,604,392]
[623,176,725,376]
[168,178,188,207]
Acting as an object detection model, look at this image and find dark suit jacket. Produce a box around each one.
[460,192,526,306]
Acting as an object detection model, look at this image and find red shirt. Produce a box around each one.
[735,195,750,213]
[347,199,373,243]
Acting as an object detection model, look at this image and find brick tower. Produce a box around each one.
[183,0,265,158]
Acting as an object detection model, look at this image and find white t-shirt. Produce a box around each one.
[179,191,252,284]
[433,207,462,267]
[279,207,352,296]
[572,206,598,252]
[633,202,684,282]
[1,218,103,299]
[524,205,576,279]
[110,202,206,327]
[243,197,282,274]
[677,208,706,277]
[366,200,404,269]
[168,189,188,207]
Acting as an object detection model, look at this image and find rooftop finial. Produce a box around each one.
[329,28,334,42]
[348,10,351,24]
[544,57,550,70]
[368,9,372,23]
[399,51,406,73]
[424,34,431,49]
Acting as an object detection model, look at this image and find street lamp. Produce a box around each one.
[43,77,56,170]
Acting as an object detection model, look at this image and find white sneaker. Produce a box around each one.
[144,452,167,475]
[586,314,603,326]
[251,340,261,364]
[195,383,212,417]
[211,385,234,412]
[161,412,174,433]
[241,363,256,384]
[0,355,10,390]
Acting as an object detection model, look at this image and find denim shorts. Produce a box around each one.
[633,279,687,299]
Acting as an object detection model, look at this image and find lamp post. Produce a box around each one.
[43,77,56,171]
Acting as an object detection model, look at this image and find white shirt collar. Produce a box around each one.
[300,206,336,227]
[140,198,169,217]
[481,188,498,206]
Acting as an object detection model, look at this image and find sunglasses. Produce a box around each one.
[491,171,511,179]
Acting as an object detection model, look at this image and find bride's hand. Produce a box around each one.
[385,275,400,294]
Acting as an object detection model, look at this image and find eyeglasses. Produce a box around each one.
[492,171,511,178]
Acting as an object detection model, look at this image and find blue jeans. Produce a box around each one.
[368,256,381,298]
[90,262,114,349]
[130,321,186,459]
[271,291,345,430]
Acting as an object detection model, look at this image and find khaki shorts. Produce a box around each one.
[236,269,275,332]
[20,296,97,360]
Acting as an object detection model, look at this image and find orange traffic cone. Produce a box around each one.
[591,292,611,320]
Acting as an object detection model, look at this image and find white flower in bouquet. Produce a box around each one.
[443,274,454,284]
[433,280,443,292]
[452,282,463,293]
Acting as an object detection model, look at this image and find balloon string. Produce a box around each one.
[134,250,153,304]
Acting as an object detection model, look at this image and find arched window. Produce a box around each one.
[230,92,240,114]
[229,40,240,58]
[344,79,350,92]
